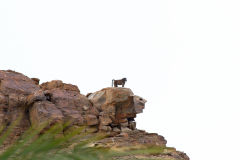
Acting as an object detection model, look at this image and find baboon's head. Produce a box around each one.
[122,78,127,82]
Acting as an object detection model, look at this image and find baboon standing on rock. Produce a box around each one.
[112,78,127,87]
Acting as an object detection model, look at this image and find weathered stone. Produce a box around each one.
[129,121,136,130]
[74,94,93,112]
[99,125,112,132]
[88,87,133,109]
[88,87,145,125]
[118,118,128,123]
[134,95,147,114]
[88,90,106,110]
[120,122,129,127]
[31,78,40,85]
[83,105,89,111]
[0,70,40,95]
[121,127,131,132]
[85,126,98,133]
[27,90,46,106]
[86,114,99,126]
[86,92,92,98]
[99,115,112,125]
[95,130,167,148]
[0,93,6,104]
[39,85,91,126]
[86,106,99,116]
[8,93,25,108]
[0,70,40,149]
[110,123,118,127]
[113,127,121,133]
[29,101,63,127]
[40,80,80,92]
[0,112,4,126]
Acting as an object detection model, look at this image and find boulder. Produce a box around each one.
[29,101,63,127]
[112,127,121,133]
[120,122,129,127]
[88,87,146,125]
[134,96,147,114]
[0,93,7,104]
[31,78,40,85]
[26,90,46,106]
[0,70,40,95]
[40,80,80,92]
[121,127,132,132]
[38,81,93,126]
[85,114,99,126]
[0,70,39,148]
[99,114,112,126]
[99,125,112,132]
[129,121,136,130]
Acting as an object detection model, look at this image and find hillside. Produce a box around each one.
[0,70,189,160]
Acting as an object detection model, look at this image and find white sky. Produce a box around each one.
[1,1,240,159]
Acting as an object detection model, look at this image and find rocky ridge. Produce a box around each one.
[0,70,189,160]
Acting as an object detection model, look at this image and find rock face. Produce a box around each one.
[88,87,146,132]
[0,70,189,160]
[0,70,39,147]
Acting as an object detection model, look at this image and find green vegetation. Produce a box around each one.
[0,120,172,160]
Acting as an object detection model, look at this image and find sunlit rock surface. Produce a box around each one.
[0,70,189,160]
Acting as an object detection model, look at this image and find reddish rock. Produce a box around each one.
[40,80,80,92]
[118,118,128,123]
[99,115,112,126]
[121,127,131,132]
[31,78,40,85]
[0,93,7,104]
[26,90,46,106]
[86,114,99,126]
[94,130,167,148]
[0,70,40,95]
[29,101,63,127]
[0,70,39,149]
[113,127,121,133]
[88,87,146,124]
[0,70,189,160]
[99,125,112,132]
[134,96,147,114]
[120,122,129,127]
[38,81,93,126]
[129,121,136,130]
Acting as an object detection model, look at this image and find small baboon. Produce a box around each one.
[112,78,127,87]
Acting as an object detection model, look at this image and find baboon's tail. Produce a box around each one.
[112,79,114,87]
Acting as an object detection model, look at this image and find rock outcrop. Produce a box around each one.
[88,87,146,132]
[0,70,189,160]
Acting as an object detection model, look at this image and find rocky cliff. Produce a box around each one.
[0,70,189,160]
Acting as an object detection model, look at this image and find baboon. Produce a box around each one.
[112,78,127,87]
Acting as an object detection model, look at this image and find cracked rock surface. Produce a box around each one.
[0,70,189,160]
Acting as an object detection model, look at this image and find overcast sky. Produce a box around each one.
[1,1,240,160]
